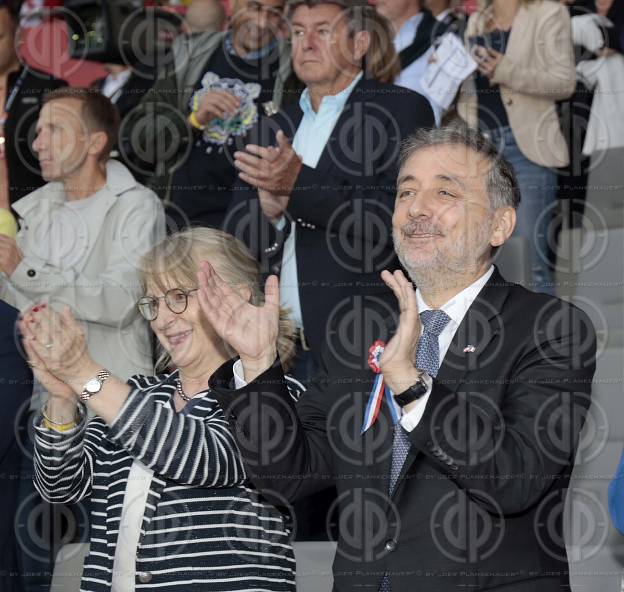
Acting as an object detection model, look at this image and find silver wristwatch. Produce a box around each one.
[80,369,111,402]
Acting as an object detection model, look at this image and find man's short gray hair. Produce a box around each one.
[398,123,520,211]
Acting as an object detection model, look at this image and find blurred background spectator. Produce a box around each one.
[181,0,227,33]
[92,63,155,120]
[457,0,576,295]
[375,0,449,123]
[126,0,293,230]
[0,0,65,209]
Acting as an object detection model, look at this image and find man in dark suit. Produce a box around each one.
[92,63,155,121]
[202,124,596,591]
[227,0,434,383]
[0,300,32,592]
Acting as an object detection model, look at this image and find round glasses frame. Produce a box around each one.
[137,288,199,321]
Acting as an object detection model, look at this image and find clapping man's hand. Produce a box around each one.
[234,130,302,197]
[379,270,423,396]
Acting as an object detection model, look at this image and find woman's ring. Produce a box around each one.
[44,343,53,349]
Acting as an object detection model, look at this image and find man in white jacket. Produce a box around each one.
[0,88,165,381]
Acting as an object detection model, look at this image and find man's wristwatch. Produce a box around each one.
[80,369,111,402]
[393,371,433,407]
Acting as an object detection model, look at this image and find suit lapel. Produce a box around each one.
[436,268,510,391]
[275,105,303,139]
[398,10,440,70]
[503,4,530,67]
[391,268,512,498]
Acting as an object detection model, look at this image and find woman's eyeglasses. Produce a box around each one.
[137,288,199,321]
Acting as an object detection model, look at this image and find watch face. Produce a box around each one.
[85,378,101,394]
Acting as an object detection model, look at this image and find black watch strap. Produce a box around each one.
[393,374,430,407]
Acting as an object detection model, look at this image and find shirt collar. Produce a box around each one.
[107,69,132,83]
[416,265,495,328]
[394,11,425,51]
[299,70,363,116]
[435,8,452,23]
[12,159,136,217]
[224,30,278,60]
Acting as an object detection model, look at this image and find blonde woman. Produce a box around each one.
[25,228,300,592]
[457,0,576,295]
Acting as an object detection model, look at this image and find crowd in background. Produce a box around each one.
[0,0,622,590]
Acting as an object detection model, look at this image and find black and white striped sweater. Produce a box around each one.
[34,361,304,591]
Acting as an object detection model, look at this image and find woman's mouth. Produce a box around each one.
[167,330,192,348]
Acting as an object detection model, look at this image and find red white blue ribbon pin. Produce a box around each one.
[361,340,399,434]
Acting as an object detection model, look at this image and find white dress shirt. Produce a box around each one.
[435,8,453,23]
[393,12,443,125]
[112,460,154,591]
[278,72,363,329]
[399,265,495,432]
[101,69,132,104]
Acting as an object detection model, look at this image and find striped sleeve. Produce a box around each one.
[106,384,247,488]
[33,405,96,504]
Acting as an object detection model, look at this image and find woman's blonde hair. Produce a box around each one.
[348,6,401,84]
[361,8,402,84]
[140,228,296,373]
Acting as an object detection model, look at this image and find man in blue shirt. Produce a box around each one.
[228,0,434,383]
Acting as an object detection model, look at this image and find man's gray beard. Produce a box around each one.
[393,227,449,292]
[395,245,464,294]
[393,228,491,295]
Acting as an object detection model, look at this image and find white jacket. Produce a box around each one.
[0,160,166,380]
[572,14,624,156]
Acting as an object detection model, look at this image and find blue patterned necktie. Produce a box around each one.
[380,309,451,592]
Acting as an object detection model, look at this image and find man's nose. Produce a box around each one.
[256,8,271,30]
[32,132,44,153]
[302,30,317,50]
[406,192,433,219]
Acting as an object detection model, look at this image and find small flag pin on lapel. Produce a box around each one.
[463,345,476,353]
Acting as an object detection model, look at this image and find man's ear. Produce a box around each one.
[88,131,109,159]
[490,206,516,249]
[353,30,371,61]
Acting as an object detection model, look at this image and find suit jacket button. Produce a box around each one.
[138,572,152,583]
[27,269,36,277]
[506,98,513,106]
[384,539,397,552]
